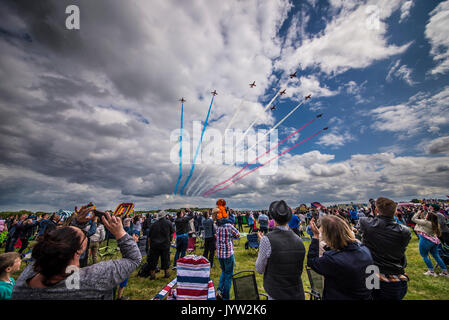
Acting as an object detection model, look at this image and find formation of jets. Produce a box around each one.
[249,81,256,88]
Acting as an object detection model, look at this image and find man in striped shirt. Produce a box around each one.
[216,217,240,300]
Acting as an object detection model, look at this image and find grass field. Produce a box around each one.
[4,224,449,300]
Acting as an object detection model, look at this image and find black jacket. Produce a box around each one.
[174,213,194,235]
[359,215,411,275]
[307,238,373,300]
[148,217,174,248]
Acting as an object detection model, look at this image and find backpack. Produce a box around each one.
[137,262,152,277]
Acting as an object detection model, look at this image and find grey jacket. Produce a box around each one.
[12,233,141,300]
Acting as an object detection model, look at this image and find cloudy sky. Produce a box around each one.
[0,0,448,212]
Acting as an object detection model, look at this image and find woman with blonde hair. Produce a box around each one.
[307,215,373,300]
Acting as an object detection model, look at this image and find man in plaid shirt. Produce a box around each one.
[216,216,240,300]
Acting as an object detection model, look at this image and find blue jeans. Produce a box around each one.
[218,255,235,300]
[372,280,408,300]
[173,236,188,266]
[418,235,447,271]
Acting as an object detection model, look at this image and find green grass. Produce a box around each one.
[4,225,449,300]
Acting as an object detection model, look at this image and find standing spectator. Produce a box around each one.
[288,211,301,238]
[0,252,21,300]
[70,212,97,268]
[89,218,105,265]
[431,204,449,244]
[247,213,255,233]
[202,211,216,268]
[307,215,373,300]
[173,209,194,269]
[256,200,306,300]
[123,215,132,235]
[237,213,244,232]
[147,211,174,280]
[358,197,412,300]
[132,216,142,236]
[12,209,141,300]
[412,210,448,277]
[5,215,28,253]
[258,212,269,235]
[350,208,359,225]
[15,218,38,254]
[216,214,240,300]
[36,214,50,239]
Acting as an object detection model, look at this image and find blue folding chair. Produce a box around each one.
[245,233,259,252]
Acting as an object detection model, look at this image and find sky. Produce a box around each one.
[0,0,448,212]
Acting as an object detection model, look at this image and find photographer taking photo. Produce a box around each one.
[12,207,141,300]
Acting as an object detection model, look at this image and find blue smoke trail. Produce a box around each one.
[179,96,215,195]
[173,102,184,195]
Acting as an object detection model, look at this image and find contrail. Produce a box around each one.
[246,99,307,154]
[186,93,250,196]
[179,96,215,195]
[193,90,281,196]
[202,115,321,196]
[203,127,327,197]
[173,101,184,195]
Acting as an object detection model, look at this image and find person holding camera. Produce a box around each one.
[307,215,373,300]
[358,197,411,300]
[412,209,448,277]
[12,208,141,300]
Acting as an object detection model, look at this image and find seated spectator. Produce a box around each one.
[307,215,373,300]
[0,252,22,300]
[12,210,141,300]
[256,200,306,300]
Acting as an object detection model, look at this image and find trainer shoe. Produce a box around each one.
[423,270,437,277]
[172,266,177,270]
[438,272,449,277]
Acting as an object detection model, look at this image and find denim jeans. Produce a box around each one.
[372,280,408,300]
[218,255,235,300]
[418,235,447,271]
[173,236,188,266]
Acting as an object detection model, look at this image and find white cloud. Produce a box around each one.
[370,86,449,135]
[386,59,416,85]
[276,0,411,76]
[426,136,449,154]
[425,0,449,75]
[316,131,355,148]
[399,1,414,23]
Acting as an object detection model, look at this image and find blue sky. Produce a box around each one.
[0,0,448,211]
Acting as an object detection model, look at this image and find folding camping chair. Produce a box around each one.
[232,270,268,300]
[152,255,216,300]
[305,267,324,300]
[245,233,259,253]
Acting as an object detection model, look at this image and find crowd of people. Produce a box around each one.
[0,197,448,300]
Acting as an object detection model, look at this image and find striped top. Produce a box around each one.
[216,223,240,259]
